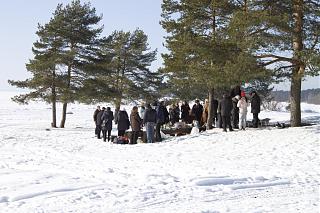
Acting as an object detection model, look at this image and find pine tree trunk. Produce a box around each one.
[206,88,214,130]
[290,0,304,127]
[51,69,57,128]
[51,91,57,128]
[60,63,72,128]
[290,70,302,127]
[60,103,68,128]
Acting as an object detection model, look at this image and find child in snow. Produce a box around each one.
[237,95,248,130]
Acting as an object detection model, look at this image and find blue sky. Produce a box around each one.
[0,0,318,91]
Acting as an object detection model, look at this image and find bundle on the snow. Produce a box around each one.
[113,136,129,144]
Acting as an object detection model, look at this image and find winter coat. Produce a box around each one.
[143,108,157,124]
[237,98,248,114]
[212,99,218,115]
[251,94,261,113]
[191,104,203,122]
[202,103,209,124]
[130,111,142,131]
[93,109,100,124]
[156,105,169,124]
[231,97,239,114]
[117,110,130,131]
[101,110,114,131]
[96,110,104,125]
[218,96,233,116]
[181,104,190,121]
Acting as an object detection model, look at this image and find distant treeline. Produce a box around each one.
[272,89,320,105]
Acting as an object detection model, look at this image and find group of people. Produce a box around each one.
[93,86,261,143]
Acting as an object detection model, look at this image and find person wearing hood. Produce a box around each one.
[101,107,114,142]
[117,107,130,136]
[218,94,233,132]
[130,106,142,144]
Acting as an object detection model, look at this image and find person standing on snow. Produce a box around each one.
[101,107,114,142]
[96,107,105,139]
[231,95,240,129]
[130,106,142,144]
[191,99,203,127]
[250,91,261,128]
[237,95,248,130]
[181,101,191,123]
[155,101,169,142]
[93,106,101,137]
[218,94,233,132]
[143,103,157,143]
[117,107,130,136]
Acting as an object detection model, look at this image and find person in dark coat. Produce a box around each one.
[218,94,233,132]
[117,108,130,136]
[143,104,157,143]
[212,98,219,127]
[191,99,203,125]
[101,107,114,142]
[96,107,105,139]
[93,106,101,136]
[155,101,169,142]
[250,91,261,128]
[169,103,180,125]
[181,101,191,123]
[130,106,142,144]
[231,95,240,129]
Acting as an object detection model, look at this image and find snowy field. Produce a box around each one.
[0,91,319,213]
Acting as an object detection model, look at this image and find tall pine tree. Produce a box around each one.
[8,21,64,127]
[99,29,158,109]
[161,0,268,129]
[231,0,319,126]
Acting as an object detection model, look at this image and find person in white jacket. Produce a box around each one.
[237,96,248,130]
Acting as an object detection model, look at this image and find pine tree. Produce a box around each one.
[8,21,64,127]
[99,29,158,109]
[48,0,103,127]
[161,0,268,129]
[231,0,320,126]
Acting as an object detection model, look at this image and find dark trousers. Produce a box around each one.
[102,129,111,142]
[155,123,162,142]
[217,113,223,128]
[222,115,233,131]
[96,125,101,139]
[95,124,99,135]
[252,113,259,128]
[118,130,125,137]
[232,112,239,129]
[130,131,139,144]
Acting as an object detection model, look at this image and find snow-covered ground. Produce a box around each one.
[0,91,319,213]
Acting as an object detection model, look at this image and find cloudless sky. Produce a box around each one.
[0,0,318,91]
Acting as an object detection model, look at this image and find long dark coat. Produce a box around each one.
[117,110,130,131]
[181,104,190,121]
[101,110,114,131]
[251,94,261,113]
[130,111,142,131]
[96,110,104,125]
[219,96,233,116]
[191,104,203,122]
